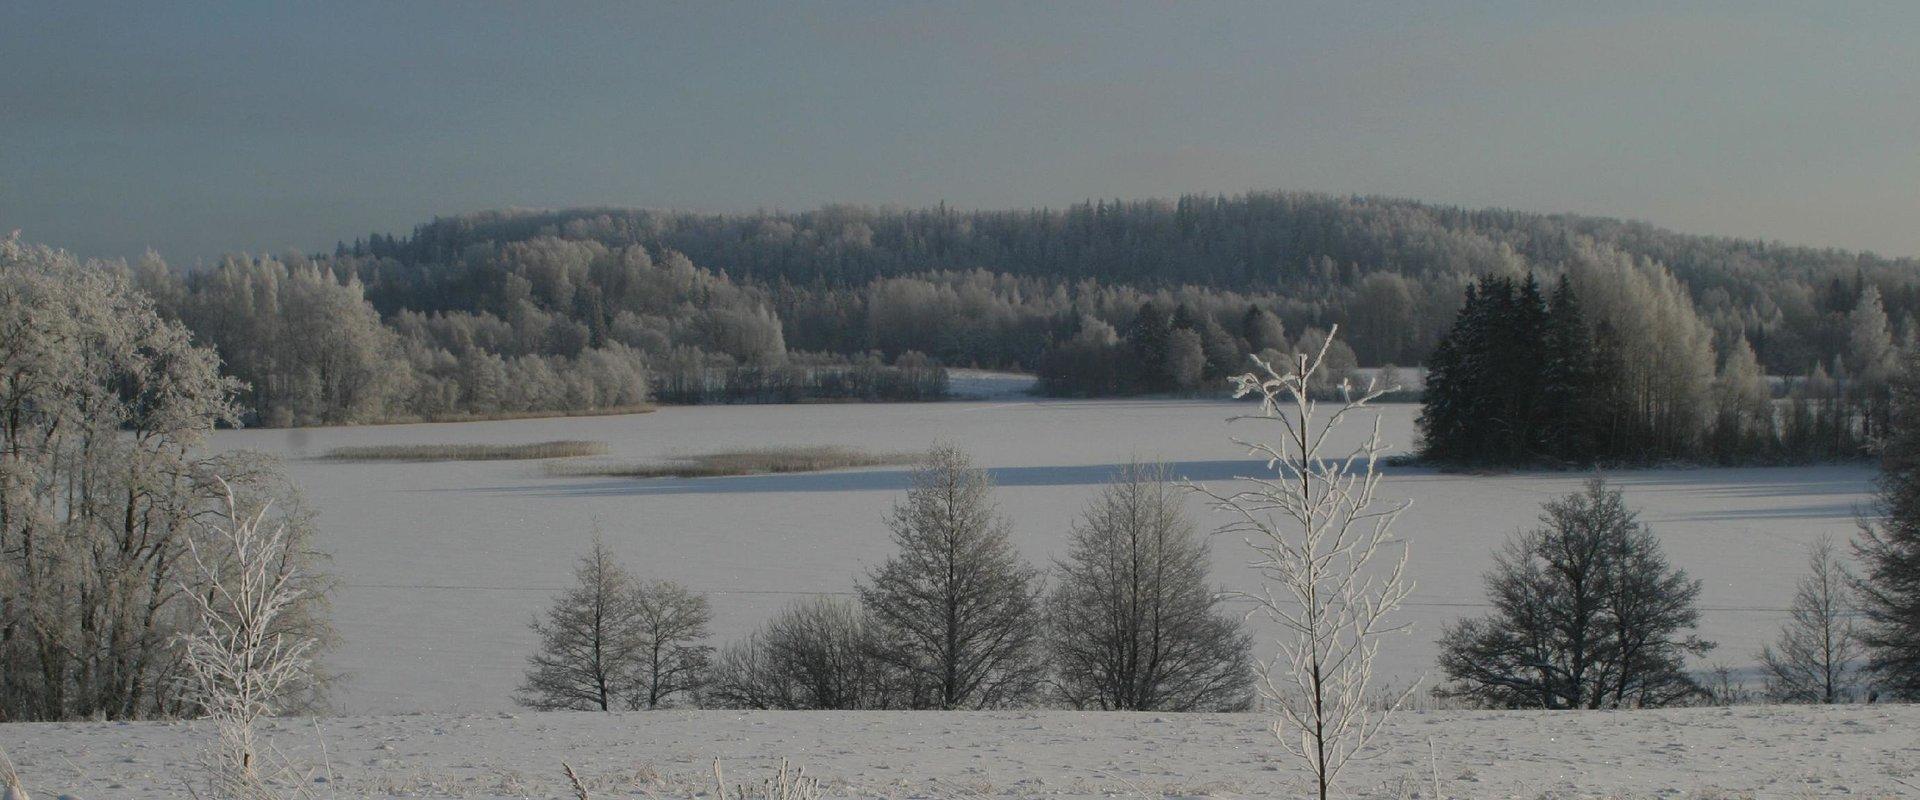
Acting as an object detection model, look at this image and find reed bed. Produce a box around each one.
[547,445,915,479]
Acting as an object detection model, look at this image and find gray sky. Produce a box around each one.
[4,1,1917,265]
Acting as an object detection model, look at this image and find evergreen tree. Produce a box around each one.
[1542,275,1600,461]
[1853,353,1920,699]
[1126,302,1175,392]
[1416,283,1483,462]
[1420,276,1552,463]
[1494,274,1551,460]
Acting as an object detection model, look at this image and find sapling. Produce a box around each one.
[1193,327,1416,800]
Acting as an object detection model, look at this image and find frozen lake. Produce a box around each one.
[210,399,1875,715]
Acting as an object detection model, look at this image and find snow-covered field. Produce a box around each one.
[7,705,1918,798]
[188,398,1871,716]
[0,398,1901,798]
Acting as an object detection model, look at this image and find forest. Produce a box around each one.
[353,192,1920,375]
[25,189,1920,437]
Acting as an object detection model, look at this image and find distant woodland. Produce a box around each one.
[23,190,1920,457]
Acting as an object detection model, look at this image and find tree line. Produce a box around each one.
[520,450,1254,712]
[523,457,1920,713]
[45,186,1920,425]
[131,240,950,427]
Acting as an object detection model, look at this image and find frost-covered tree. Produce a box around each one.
[1568,245,1717,456]
[179,480,321,800]
[1846,285,1902,440]
[1047,463,1251,711]
[1289,327,1358,394]
[858,445,1044,709]
[1241,305,1289,354]
[1193,329,1414,800]
[1438,478,1712,709]
[167,255,408,426]
[1711,335,1775,459]
[1166,328,1207,391]
[1758,537,1862,703]
[1,235,332,723]
[1345,272,1418,366]
[1848,286,1900,387]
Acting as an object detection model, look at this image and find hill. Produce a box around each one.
[114,190,1920,424]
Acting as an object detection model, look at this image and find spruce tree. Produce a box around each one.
[1126,302,1174,392]
[1417,283,1485,462]
[1496,274,1552,460]
[1854,353,1920,699]
[1542,275,1600,462]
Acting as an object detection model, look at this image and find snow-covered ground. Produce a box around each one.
[6,705,1917,799]
[199,399,1871,716]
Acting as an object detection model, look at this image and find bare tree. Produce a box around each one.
[178,480,320,800]
[1759,537,1862,703]
[706,596,898,710]
[1192,329,1415,800]
[1438,478,1712,709]
[1048,462,1251,711]
[626,580,713,709]
[518,535,645,712]
[858,445,1044,709]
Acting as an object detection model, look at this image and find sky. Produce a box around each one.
[3,1,1918,265]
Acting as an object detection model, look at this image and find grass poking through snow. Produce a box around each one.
[321,440,609,462]
[547,445,916,479]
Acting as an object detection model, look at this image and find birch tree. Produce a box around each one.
[1193,328,1415,800]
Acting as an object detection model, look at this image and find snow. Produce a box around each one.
[5,705,1917,798]
[196,399,1873,716]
